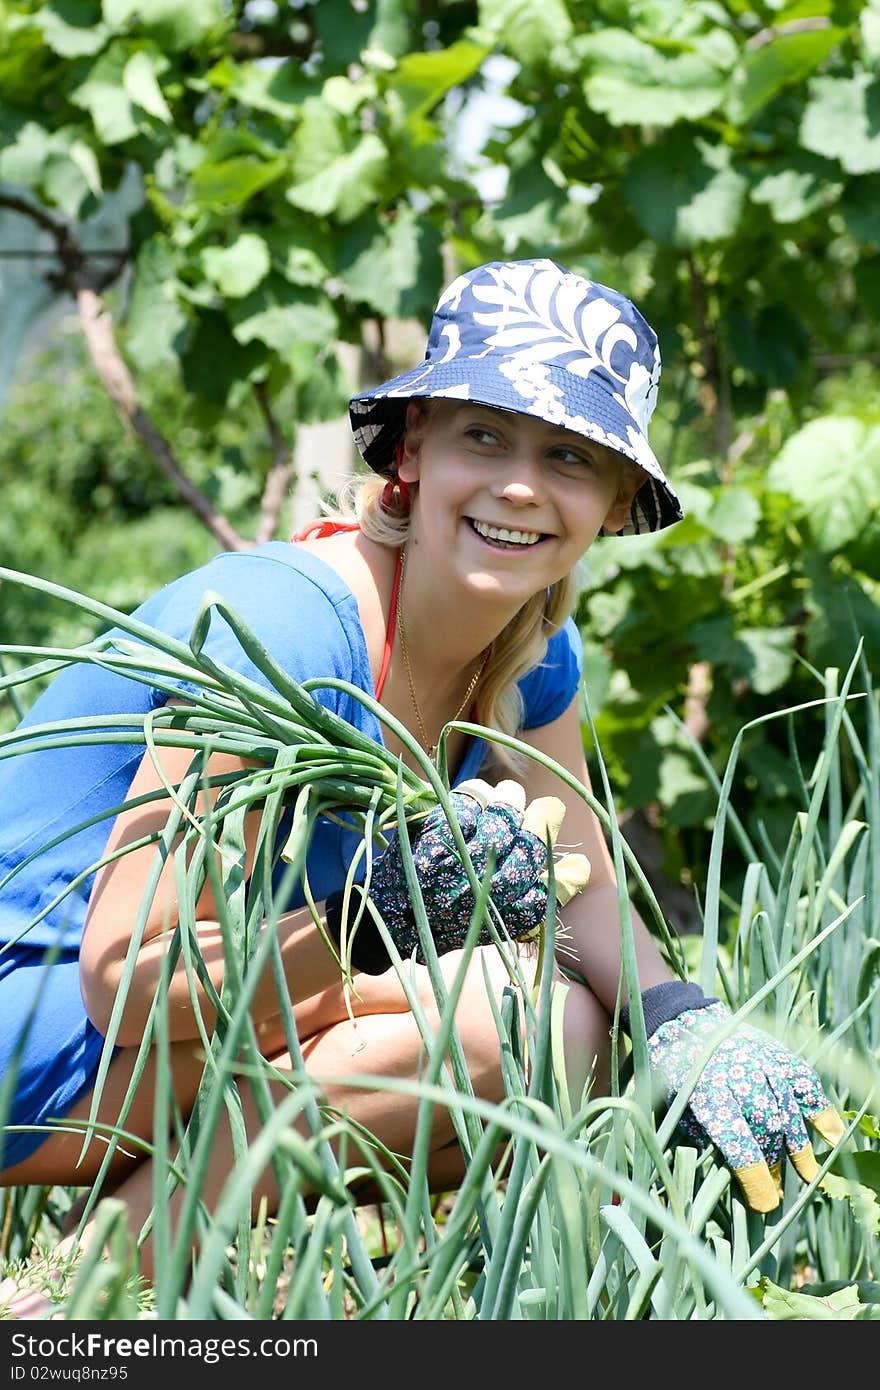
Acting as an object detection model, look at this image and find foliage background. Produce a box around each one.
[1,0,880,939]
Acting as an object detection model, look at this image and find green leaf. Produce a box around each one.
[625,715,715,824]
[390,40,488,119]
[723,303,810,387]
[477,161,570,254]
[291,349,355,425]
[757,1276,868,1320]
[68,138,102,197]
[206,56,318,122]
[313,0,374,70]
[851,1112,880,1142]
[625,133,748,246]
[828,1149,880,1197]
[123,50,172,123]
[693,616,795,694]
[854,254,880,319]
[0,120,51,186]
[864,0,880,60]
[70,43,141,144]
[577,29,728,126]
[286,133,389,223]
[102,0,140,24]
[801,72,880,174]
[736,628,796,694]
[749,154,843,223]
[476,0,572,65]
[229,278,338,355]
[264,220,332,288]
[201,233,271,299]
[727,24,846,122]
[767,416,880,549]
[43,149,93,216]
[104,0,226,50]
[190,156,287,208]
[578,638,612,722]
[705,486,761,543]
[38,0,110,57]
[804,554,880,674]
[819,1173,880,1240]
[179,309,268,405]
[839,174,880,244]
[288,98,346,183]
[124,240,188,371]
[335,207,442,318]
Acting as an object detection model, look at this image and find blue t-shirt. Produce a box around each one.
[0,543,583,952]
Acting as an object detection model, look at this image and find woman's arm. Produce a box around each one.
[515,696,674,1014]
[79,722,341,1046]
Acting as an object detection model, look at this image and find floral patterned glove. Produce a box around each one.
[325,778,590,975]
[625,983,845,1213]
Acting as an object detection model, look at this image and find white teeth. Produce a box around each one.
[471,519,543,546]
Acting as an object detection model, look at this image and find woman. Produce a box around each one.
[0,258,842,1314]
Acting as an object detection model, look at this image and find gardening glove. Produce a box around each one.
[325,778,590,975]
[623,981,846,1213]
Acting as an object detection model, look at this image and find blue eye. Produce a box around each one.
[551,446,592,468]
[466,425,500,445]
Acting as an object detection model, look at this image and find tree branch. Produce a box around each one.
[254,381,297,545]
[76,287,247,552]
[0,192,84,279]
[0,191,248,551]
[747,16,831,50]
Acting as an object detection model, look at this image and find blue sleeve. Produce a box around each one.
[517,618,583,730]
[132,548,367,727]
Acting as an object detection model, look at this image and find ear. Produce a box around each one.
[397,400,429,483]
[603,465,645,534]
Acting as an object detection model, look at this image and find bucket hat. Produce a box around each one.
[349,258,683,537]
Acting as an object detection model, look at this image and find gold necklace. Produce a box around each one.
[396,548,489,763]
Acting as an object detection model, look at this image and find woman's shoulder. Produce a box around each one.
[162,540,360,607]
[138,542,366,635]
[132,541,374,694]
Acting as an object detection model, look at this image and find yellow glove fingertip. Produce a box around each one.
[790,1142,820,1186]
[491,779,527,813]
[454,778,495,809]
[809,1106,847,1149]
[769,1159,784,1203]
[521,794,566,844]
[548,852,591,906]
[734,1160,782,1213]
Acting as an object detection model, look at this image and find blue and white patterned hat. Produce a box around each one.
[349,258,683,537]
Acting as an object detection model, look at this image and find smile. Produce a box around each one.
[468,518,546,547]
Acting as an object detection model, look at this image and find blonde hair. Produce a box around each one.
[327,470,582,770]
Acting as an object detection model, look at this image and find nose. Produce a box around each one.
[491,450,546,505]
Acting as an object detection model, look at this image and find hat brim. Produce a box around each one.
[349,357,682,537]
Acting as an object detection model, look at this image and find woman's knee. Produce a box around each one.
[420,945,533,1097]
[557,975,612,1104]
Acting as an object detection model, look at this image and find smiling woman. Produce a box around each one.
[0,257,843,1317]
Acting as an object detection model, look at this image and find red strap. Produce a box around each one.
[293,518,401,700]
[375,546,402,700]
[291,518,360,542]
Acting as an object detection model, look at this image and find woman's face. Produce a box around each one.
[397,401,643,604]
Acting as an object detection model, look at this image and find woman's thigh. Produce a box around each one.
[291,943,536,1038]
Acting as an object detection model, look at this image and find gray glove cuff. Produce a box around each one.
[619,981,717,1039]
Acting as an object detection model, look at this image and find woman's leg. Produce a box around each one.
[1,948,612,1312]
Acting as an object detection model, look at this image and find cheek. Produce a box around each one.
[560,480,616,532]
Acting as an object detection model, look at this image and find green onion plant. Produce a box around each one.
[0,569,877,1320]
